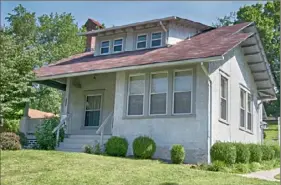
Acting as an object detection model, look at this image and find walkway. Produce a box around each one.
[241,168,280,181]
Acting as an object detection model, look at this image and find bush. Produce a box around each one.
[248,144,262,163]
[269,144,280,159]
[3,119,19,133]
[261,144,275,161]
[170,144,185,164]
[249,162,261,172]
[133,136,156,159]
[105,136,128,157]
[17,132,28,146]
[234,143,250,163]
[210,142,236,164]
[94,143,101,155]
[35,118,64,150]
[233,163,250,173]
[84,145,94,154]
[0,132,21,150]
[207,161,226,172]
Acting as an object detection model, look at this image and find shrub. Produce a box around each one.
[233,163,250,173]
[170,144,185,164]
[17,132,28,146]
[94,143,101,155]
[207,161,226,172]
[84,145,94,154]
[3,119,19,133]
[261,144,275,161]
[133,136,156,159]
[35,118,64,150]
[269,144,280,159]
[234,143,250,163]
[105,136,128,157]
[248,144,262,163]
[0,132,21,150]
[210,142,236,164]
[249,162,261,172]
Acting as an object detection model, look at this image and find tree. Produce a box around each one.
[213,1,280,117]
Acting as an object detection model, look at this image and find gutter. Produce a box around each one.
[35,55,224,81]
[200,62,212,164]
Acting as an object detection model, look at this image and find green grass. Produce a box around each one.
[1,150,279,185]
[274,174,280,180]
[264,123,279,144]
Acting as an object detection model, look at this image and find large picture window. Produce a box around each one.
[220,74,228,121]
[127,74,145,116]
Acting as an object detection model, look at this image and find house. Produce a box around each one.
[27,16,277,163]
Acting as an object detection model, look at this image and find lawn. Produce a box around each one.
[1,150,279,185]
[264,122,279,144]
[274,174,280,180]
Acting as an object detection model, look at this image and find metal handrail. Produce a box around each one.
[52,114,69,146]
[96,112,113,146]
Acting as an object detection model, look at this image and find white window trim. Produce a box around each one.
[113,38,124,53]
[149,71,168,116]
[239,85,253,133]
[136,33,148,50]
[126,73,145,116]
[172,69,193,115]
[219,71,229,124]
[84,94,103,127]
[150,31,162,48]
[246,93,253,132]
[100,40,110,55]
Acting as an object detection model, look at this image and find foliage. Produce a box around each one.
[248,144,262,163]
[249,162,261,171]
[210,142,236,164]
[83,144,94,154]
[207,161,227,172]
[2,119,20,133]
[170,144,185,164]
[269,144,280,158]
[0,132,21,150]
[93,143,102,155]
[105,136,128,157]
[233,163,250,173]
[17,131,28,146]
[234,143,250,163]
[132,136,156,159]
[261,144,275,161]
[35,117,64,150]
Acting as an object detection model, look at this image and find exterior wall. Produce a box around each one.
[209,46,262,144]
[167,22,197,45]
[68,73,116,135]
[113,64,209,163]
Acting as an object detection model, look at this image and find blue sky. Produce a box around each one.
[1,1,263,27]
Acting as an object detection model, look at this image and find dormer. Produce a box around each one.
[79,16,211,56]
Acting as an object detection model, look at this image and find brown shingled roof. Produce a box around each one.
[35,22,253,79]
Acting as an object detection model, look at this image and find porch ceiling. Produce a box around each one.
[34,80,66,91]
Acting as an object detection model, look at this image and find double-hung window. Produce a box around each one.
[247,94,253,131]
[113,38,123,53]
[173,70,193,114]
[127,74,145,116]
[150,72,168,115]
[220,74,228,122]
[136,34,147,49]
[240,88,253,132]
[100,40,110,55]
[240,89,246,128]
[151,32,162,48]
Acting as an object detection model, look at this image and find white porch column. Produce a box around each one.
[62,78,71,134]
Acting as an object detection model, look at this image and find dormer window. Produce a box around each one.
[151,32,162,48]
[136,34,147,49]
[100,40,110,55]
[113,38,123,53]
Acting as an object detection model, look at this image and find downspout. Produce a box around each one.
[160,21,168,46]
[201,62,212,164]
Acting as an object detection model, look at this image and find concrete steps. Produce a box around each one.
[56,134,111,152]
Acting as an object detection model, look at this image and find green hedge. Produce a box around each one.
[248,144,262,163]
[270,144,280,159]
[234,143,250,163]
[261,144,275,161]
[170,144,185,164]
[133,136,156,159]
[105,136,128,157]
[210,142,236,164]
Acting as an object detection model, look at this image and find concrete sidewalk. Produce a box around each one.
[241,168,280,181]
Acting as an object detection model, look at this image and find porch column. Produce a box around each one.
[61,78,71,134]
[20,102,29,135]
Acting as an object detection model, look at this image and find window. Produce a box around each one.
[173,70,193,114]
[113,38,123,53]
[220,74,228,121]
[240,89,246,128]
[100,41,110,55]
[136,34,147,49]
[247,94,253,131]
[150,72,168,115]
[127,74,145,115]
[151,32,162,48]
[85,95,102,126]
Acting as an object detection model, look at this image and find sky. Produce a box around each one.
[1,1,263,28]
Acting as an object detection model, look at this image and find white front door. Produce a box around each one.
[84,94,102,127]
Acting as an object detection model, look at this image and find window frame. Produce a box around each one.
[100,40,110,55]
[126,73,145,117]
[239,85,253,133]
[219,71,229,124]
[84,94,103,127]
[246,93,253,132]
[113,38,124,53]
[150,31,163,48]
[148,71,169,116]
[136,33,148,50]
[172,69,193,115]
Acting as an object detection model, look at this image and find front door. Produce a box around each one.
[84,94,102,127]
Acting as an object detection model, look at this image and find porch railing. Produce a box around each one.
[52,114,69,147]
[96,112,114,147]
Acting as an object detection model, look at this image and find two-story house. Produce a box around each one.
[21,16,276,163]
